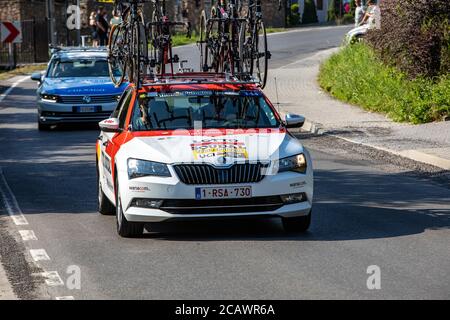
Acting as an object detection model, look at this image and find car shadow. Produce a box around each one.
[139,168,450,242]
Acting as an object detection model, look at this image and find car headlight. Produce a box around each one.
[40,93,59,103]
[276,154,307,174]
[127,158,171,179]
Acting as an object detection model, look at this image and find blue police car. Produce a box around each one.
[31,47,127,130]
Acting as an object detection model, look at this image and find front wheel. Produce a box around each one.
[38,122,51,131]
[98,173,115,215]
[282,211,312,233]
[108,24,127,87]
[255,20,269,89]
[115,177,144,238]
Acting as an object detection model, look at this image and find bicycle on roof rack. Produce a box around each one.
[199,0,245,75]
[108,0,149,87]
[147,0,191,76]
[198,0,281,89]
[108,0,280,89]
[108,0,190,87]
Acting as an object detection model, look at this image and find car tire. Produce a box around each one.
[115,177,144,238]
[282,211,312,233]
[38,122,51,131]
[98,175,115,215]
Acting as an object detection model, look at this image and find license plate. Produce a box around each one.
[75,106,98,113]
[195,186,252,200]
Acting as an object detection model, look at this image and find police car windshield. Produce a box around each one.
[47,59,120,78]
[131,91,280,131]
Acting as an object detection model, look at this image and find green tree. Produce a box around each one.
[288,3,301,26]
[302,0,318,24]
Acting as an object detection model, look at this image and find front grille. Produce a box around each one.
[59,95,118,104]
[174,163,268,185]
[41,111,112,118]
[160,196,284,214]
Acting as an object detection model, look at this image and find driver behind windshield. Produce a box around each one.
[133,94,152,131]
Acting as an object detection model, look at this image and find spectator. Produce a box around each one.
[359,0,377,27]
[89,11,98,47]
[355,0,365,27]
[110,9,122,26]
[96,6,109,46]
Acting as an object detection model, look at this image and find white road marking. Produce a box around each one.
[0,167,28,226]
[0,76,29,104]
[19,230,38,241]
[55,296,75,300]
[41,271,64,287]
[30,249,50,262]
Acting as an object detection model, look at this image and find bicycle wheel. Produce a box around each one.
[108,24,127,87]
[239,20,254,78]
[199,10,208,72]
[204,18,221,73]
[255,19,268,88]
[149,11,165,74]
[134,17,148,85]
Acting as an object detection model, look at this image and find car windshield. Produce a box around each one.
[47,58,120,78]
[131,91,280,131]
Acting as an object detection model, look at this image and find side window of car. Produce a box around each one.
[118,90,133,129]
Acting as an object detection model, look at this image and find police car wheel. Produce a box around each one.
[38,122,51,131]
[98,174,115,215]
[282,211,312,233]
[115,177,144,238]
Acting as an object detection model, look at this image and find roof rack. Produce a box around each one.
[49,45,107,55]
[142,72,261,87]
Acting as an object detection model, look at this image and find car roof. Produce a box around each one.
[51,46,108,60]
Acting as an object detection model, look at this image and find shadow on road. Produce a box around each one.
[140,168,450,241]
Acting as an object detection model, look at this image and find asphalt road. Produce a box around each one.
[1,25,449,300]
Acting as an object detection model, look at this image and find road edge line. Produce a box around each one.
[0,75,29,104]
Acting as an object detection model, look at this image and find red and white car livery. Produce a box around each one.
[97,74,314,237]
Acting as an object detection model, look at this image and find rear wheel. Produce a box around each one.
[115,177,144,238]
[282,211,312,233]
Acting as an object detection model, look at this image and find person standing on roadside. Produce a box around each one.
[89,11,98,47]
[359,0,377,27]
[96,6,109,46]
[110,9,122,26]
[355,0,365,27]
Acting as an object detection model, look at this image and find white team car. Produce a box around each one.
[96,74,314,237]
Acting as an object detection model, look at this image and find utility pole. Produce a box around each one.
[46,0,57,45]
[77,0,81,46]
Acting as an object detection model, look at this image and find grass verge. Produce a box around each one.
[318,43,450,124]
[0,64,47,82]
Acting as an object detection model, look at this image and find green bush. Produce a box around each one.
[342,13,354,24]
[302,0,318,24]
[288,3,301,26]
[327,0,337,21]
[366,0,450,79]
[318,43,450,124]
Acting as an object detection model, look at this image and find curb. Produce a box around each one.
[301,119,450,171]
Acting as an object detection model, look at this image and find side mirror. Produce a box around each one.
[99,118,121,132]
[285,114,305,128]
[31,72,43,82]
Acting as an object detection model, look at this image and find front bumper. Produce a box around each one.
[38,100,116,124]
[119,168,314,223]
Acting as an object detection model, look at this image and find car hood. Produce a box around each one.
[119,129,304,165]
[41,77,126,95]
